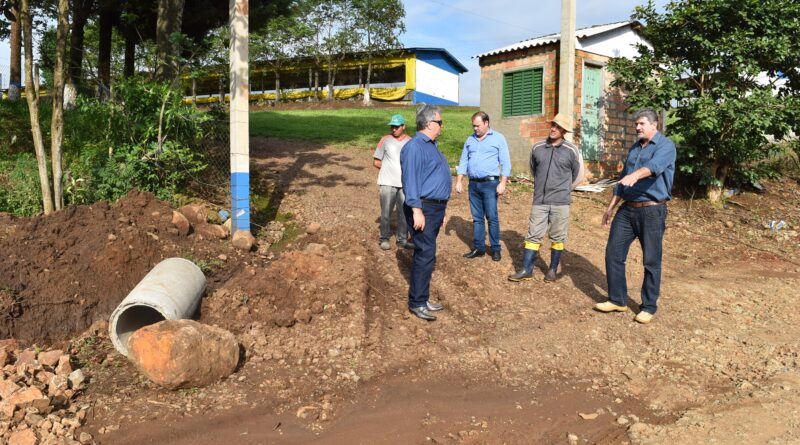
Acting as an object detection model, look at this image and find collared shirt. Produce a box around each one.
[614,131,676,202]
[456,129,511,178]
[374,133,411,187]
[400,132,452,208]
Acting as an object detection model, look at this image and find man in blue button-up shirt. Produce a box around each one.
[595,108,677,324]
[455,112,511,262]
[400,104,452,321]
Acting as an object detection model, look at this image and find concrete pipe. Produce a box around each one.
[109,258,206,356]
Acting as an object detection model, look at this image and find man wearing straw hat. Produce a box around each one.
[508,113,584,282]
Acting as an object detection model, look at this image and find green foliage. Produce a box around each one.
[0,154,43,216]
[0,100,33,155]
[250,106,478,163]
[608,0,800,192]
[60,78,210,204]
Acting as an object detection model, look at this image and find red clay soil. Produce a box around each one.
[0,190,232,344]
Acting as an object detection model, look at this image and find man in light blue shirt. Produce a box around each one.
[455,111,511,262]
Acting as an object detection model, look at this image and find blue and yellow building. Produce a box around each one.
[187,47,468,106]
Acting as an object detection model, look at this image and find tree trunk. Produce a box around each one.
[314,69,320,101]
[156,0,186,82]
[98,6,115,97]
[274,69,281,103]
[364,58,372,105]
[21,0,54,215]
[308,68,312,95]
[218,76,225,103]
[68,0,90,87]
[8,7,21,101]
[50,0,69,210]
[124,31,136,77]
[192,77,197,104]
[326,67,333,101]
[707,161,729,202]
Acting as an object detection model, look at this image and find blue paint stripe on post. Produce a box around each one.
[231,172,250,233]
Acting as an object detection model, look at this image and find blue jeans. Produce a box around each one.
[468,180,500,253]
[404,202,447,309]
[605,204,668,313]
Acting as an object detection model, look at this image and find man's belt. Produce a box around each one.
[469,176,499,183]
[625,200,666,208]
[421,198,448,204]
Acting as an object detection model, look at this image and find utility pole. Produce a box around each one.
[558,0,576,142]
[230,0,250,235]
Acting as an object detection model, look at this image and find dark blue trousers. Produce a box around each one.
[605,204,667,313]
[404,202,447,309]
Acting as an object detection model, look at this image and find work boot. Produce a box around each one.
[508,248,537,282]
[544,248,562,282]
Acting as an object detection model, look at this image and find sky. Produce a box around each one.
[1,0,668,100]
[401,0,669,105]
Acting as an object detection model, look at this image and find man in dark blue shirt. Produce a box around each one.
[401,104,452,321]
[595,108,676,324]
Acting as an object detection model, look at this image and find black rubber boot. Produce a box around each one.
[508,248,537,281]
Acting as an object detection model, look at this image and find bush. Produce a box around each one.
[63,78,213,204]
[0,154,43,216]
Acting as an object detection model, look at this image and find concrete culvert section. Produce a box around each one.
[109,257,206,357]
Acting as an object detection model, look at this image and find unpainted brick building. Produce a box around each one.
[476,21,649,179]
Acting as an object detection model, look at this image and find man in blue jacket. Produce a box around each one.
[401,104,451,321]
[455,111,511,262]
[595,108,676,324]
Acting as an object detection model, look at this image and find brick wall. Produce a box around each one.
[479,46,638,179]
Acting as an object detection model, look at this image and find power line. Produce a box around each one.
[427,0,538,34]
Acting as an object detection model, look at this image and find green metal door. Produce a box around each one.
[581,65,602,161]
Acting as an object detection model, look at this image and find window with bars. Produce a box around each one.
[502,68,543,117]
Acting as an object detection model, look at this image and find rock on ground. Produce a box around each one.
[127,319,240,390]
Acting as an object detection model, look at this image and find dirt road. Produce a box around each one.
[4,137,798,444]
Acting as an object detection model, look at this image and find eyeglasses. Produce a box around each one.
[431,120,443,126]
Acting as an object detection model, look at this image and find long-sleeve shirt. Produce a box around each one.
[614,131,676,202]
[400,132,452,209]
[530,139,584,205]
[456,129,512,178]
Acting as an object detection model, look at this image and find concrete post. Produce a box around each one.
[558,0,576,142]
[230,0,250,234]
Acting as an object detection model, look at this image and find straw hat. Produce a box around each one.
[551,113,573,133]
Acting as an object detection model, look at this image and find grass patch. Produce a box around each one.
[250,105,479,164]
[270,221,304,251]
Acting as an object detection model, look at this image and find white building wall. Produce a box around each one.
[579,27,651,59]
[415,59,459,104]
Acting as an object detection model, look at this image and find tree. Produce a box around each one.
[251,15,310,103]
[609,0,800,201]
[320,9,358,102]
[50,0,68,209]
[20,0,53,214]
[155,0,185,82]
[1,2,22,101]
[352,0,404,105]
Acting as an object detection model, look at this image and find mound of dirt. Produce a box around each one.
[0,190,228,344]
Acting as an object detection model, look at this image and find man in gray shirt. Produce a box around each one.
[374,114,414,250]
[509,113,584,282]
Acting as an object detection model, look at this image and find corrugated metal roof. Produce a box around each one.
[474,21,640,59]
